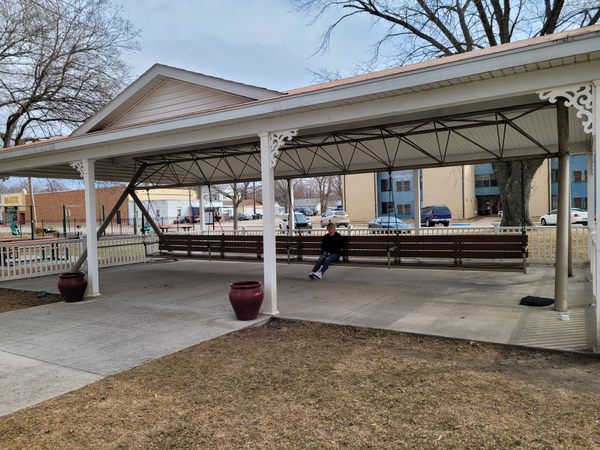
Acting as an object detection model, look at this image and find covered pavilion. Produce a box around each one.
[1,26,599,349]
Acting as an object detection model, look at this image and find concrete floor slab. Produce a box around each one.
[0,259,596,416]
[0,262,267,416]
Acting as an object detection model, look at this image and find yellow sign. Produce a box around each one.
[1,193,25,206]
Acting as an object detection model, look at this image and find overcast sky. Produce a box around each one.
[120,0,385,91]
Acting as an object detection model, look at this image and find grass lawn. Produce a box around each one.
[1,319,599,449]
[0,287,62,313]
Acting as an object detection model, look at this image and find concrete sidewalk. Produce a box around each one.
[0,262,267,416]
[1,259,596,416]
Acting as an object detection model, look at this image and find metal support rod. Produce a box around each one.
[288,178,295,235]
[413,169,421,235]
[130,191,163,236]
[554,99,570,312]
[587,151,594,282]
[568,175,574,278]
[30,204,35,240]
[199,185,206,232]
[71,165,146,273]
[62,205,67,237]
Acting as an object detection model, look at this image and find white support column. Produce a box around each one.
[587,151,594,280]
[71,159,99,297]
[259,129,297,315]
[413,169,421,235]
[555,100,570,312]
[593,82,600,352]
[288,178,295,235]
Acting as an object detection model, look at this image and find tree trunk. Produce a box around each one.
[492,159,544,226]
[233,204,239,230]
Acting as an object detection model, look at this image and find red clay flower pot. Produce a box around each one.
[229,281,263,320]
[58,272,88,302]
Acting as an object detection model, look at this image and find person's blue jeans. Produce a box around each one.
[312,253,339,274]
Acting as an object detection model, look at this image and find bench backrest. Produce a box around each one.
[158,232,528,262]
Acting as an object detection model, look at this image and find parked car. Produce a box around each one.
[237,212,252,221]
[368,216,412,232]
[320,210,350,227]
[280,212,312,229]
[295,207,315,216]
[420,205,451,227]
[540,208,588,226]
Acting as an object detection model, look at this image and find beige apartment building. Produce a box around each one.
[345,160,553,224]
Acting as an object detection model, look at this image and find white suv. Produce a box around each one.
[320,210,350,227]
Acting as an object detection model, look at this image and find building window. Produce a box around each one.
[551,169,559,183]
[381,202,394,215]
[396,180,410,192]
[396,204,411,215]
[551,195,557,210]
[380,179,392,192]
[475,173,498,188]
[573,197,588,209]
[573,170,587,183]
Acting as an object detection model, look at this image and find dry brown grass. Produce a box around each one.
[0,287,62,313]
[1,319,599,449]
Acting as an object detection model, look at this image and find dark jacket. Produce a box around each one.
[321,232,343,255]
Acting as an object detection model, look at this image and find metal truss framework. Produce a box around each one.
[133,102,556,189]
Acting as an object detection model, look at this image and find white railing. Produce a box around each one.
[184,224,590,265]
[0,225,589,281]
[0,235,156,281]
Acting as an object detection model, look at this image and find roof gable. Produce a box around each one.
[72,64,282,135]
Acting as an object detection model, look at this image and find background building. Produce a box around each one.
[345,156,588,224]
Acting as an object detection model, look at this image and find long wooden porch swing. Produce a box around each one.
[146,168,528,273]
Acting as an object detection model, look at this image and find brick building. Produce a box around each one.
[1,186,128,226]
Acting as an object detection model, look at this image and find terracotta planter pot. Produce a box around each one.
[229,281,263,320]
[58,272,88,302]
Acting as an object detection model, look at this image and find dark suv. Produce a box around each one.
[421,205,451,227]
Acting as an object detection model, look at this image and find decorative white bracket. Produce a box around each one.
[267,129,298,169]
[538,83,594,134]
[70,160,88,179]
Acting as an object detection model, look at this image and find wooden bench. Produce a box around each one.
[388,234,528,272]
[154,234,264,260]
[149,232,528,272]
[287,233,527,272]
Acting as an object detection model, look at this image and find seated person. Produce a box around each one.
[309,223,343,279]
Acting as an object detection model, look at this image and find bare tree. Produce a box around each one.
[274,179,305,212]
[213,183,251,230]
[0,0,139,147]
[331,175,344,208]
[314,176,341,213]
[295,0,600,225]
[0,0,139,222]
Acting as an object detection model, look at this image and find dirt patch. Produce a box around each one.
[0,287,62,313]
[1,319,599,449]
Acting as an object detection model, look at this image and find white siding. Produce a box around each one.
[108,79,254,129]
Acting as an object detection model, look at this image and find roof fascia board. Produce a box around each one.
[1,54,599,172]
[72,64,283,137]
